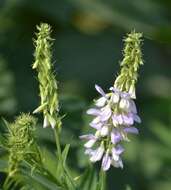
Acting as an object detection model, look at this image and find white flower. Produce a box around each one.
[84,139,97,148]
[95,97,107,107]
[43,115,49,128]
[100,125,109,137]
[111,93,120,103]
[102,150,111,171]
[119,98,130,110]
[90,143,104,162]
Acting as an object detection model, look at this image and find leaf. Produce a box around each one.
[97,170,106,190]
[78,166,98,190]
[62,144,70,167]
[21,167,63,190]
[33,102,48,114]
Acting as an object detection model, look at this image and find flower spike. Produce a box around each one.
[32,23,61,129]
[80,31,143,171]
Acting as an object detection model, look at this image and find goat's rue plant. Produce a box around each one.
[80,32,143,171]
[0,24,143,190]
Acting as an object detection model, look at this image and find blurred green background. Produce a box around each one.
[0,0,171,190]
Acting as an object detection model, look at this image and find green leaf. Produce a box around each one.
[78,166,97,190]
[62,144,70,167]
[21,168,63,190]
[97,170,106,190]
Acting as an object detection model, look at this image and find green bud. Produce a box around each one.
[114,31,143,98]
[7,113,37,176]
[32,23,60,129]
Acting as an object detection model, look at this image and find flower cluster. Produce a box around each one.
[32,23,61,129]
[7,114,37,176]
[80,85,141,171]
[114,31,143,99]
[80,31,143,171]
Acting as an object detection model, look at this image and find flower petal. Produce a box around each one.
[85,149,94,156]
[43,116,49,128]
[100,126,109,137]
[90,145,104,162]
[95,84,106,96]
[129,85,136,99]
[115,145,125,155]
[112,115,118,126]
[116,115,123,125]
[91,116,101,124]
[133,114,141,123]
[79,134,95,140]
[113,114,123,125]
[122,114,134,125]
[111,148,119,161]
[124,127,139,134]
[84,139,96,148]
[100,105,112,121]
[87,108,100,116]
[95,97,107,107]
[111,158,123,169]
[119,98,130,110]
[111,129,122,144]
[130,100,137,114]
[89,122,102,130]
[102,152,111,171]
[111,93,120,103]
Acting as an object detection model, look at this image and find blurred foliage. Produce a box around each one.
[0,56,16,115]
[0,0,171,190]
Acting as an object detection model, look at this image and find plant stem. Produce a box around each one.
[3,175,11,190]
[99,169,106,190]
[54,127,62,161]
[54,127,77,190]
[64,167,77,190]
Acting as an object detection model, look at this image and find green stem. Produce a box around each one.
[54,127,76,190]
[3,175,11,190]
[54,127,62,161]
[64,167,77,190]
[99,169,106,190]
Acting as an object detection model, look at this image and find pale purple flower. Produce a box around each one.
[85,148,94,156]
[111,93,120,103]
[87,108,101,116]
[84,139,97,148]
[111,158,123,169]
[122,114,134,125]
[124,127,139,134]
[95,84,106,97]
[79,134,96,140]
[102,151,111,171]
[111,129,122,144]
[80,84,141,171]
[112,114,123,126]
[133,114,141,123]
[100,105,112,122]
[129,100,137,114]
[91,116,101,124]
[81,134,98,148]
[100,125,109,137]
[119,98,130,110]
[89,122,103,130]
[111,145,124,161]
[114,145,125,154]
[95,97,107,107]
[90,143,104,162]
